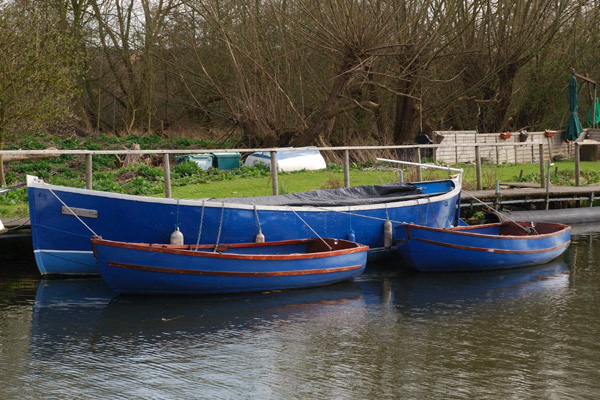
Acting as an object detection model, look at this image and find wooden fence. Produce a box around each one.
[0,141,597,196]
[432,130,572,164]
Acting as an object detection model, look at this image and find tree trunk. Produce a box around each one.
[490,64,518,132]
[366,65,385,140]
[393,78,417,144]
[291,57,355,147]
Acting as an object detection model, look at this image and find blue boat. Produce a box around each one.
[27,163,462,276]
[91,237,368,294]
[395,221,571,272]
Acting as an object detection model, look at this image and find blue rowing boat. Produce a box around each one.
[91,237,369,294]
[395,221,571,272]
[27,166,461,276]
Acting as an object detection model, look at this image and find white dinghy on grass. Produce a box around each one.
[244,147,327,172]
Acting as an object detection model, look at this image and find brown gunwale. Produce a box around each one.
[92,237,369,261]
[108,261,364,277]
[398,222,570,240]
[415,237,571,254]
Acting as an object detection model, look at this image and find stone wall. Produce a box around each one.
[432,130,575,164]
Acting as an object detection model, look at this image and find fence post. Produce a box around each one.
[539,144,545,188]
[163,153,171,198]
[270,151,279,195]
[575,143,580,187]
[85,153,92,190]
[475,145,482,190]
[416,147,422,181]
[495,137,499,164]
[344,149,350,188]
[454,134,458,164]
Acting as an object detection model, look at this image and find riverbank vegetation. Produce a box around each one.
[0,1,598,152]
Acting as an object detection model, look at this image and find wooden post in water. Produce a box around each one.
[475,145,482,190]
[416,147,422,181]
[85,153,92,190]
[575,143,581,187]
[545,159,552,210]
[539,143,545,188]
[163,154,171,198]
[270,151,279,195]
[344,149,350,188]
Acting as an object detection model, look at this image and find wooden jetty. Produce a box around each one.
[465,183,600,207]
[2,216,31,231]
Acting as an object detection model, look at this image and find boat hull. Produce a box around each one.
[395,222,571,272]
[92,238,368,294]
[27,175,460,276]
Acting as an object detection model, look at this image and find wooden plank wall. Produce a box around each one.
[432,130,573,164]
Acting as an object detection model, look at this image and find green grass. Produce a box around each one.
[3,142,600,221]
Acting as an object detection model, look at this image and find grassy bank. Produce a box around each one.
[2,133,600,219]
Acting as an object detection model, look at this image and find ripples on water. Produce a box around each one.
[2,233,600,399]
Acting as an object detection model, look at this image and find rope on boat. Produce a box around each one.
[213,202,225,252]
[254,205,263,236]
[462,190,538,235]
[48,188,99,237]
[194,200,205,251]
[175,198,180,227]
[301,206,407,225]
[426,197,441,228]
[290,208,332,251]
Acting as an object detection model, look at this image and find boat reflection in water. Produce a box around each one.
[30,258,569,347]
[30,278,366,349]
[92,281,366,342]
[360,258,570,315]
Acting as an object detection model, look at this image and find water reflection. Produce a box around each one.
[390,259,569,315]
[30,259,570,345]
[21,252,588,399]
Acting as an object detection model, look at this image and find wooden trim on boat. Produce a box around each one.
[91,237,369,260]
[415,238,571,254]
[107,261,364,277]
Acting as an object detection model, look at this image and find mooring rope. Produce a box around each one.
[194,200,205,251]
[462,190,537,234]
[290,208,332,250]
[175,198,180,228]
[48,188,99,237]
[304,206,407,225]
[4,213,30,231]
[213,202,225,252]
[416,199,426,225]
[0,183,26,195]
[254,205,263,236]
[426,197,441,228]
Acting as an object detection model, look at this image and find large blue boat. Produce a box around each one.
[395,221,571,272]
[27,163,461,276]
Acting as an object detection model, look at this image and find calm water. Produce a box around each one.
[2,231,600,399]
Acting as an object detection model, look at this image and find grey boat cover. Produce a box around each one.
[214,182,426,207]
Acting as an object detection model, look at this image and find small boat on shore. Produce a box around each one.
[91,237,369,294]
[395,221,571,272]
[244,148,327,172]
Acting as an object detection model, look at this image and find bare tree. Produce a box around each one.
[0,1,77,184]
